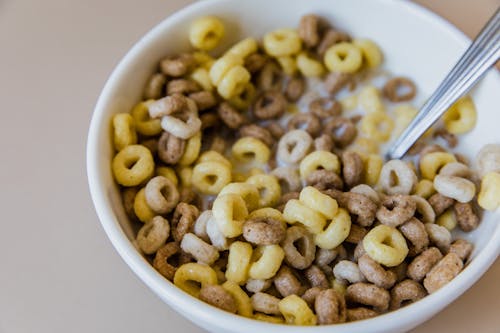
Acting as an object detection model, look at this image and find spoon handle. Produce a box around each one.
[387,7,500,160]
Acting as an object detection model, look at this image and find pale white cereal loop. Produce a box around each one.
[378,160,418,195]
[160,99,201,139]
[277,129,313,165]
[180,233,219,265]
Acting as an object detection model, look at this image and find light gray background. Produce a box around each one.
[0,0,498,332]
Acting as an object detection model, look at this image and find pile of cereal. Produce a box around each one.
[110,14,500,325]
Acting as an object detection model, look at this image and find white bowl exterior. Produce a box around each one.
[87,0,500,332]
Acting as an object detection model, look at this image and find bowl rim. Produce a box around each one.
[87,0,500,332]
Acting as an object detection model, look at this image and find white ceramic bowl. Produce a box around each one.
[87,0,500,332]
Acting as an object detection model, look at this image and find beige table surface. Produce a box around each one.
[0,0,498,332]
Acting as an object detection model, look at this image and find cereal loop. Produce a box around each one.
[173,262,218,297]
[112,145,154,187]
[363,225,409,267]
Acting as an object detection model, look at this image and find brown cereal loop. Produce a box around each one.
[253,91,287,120]
[382,77,416,102]
[376,194,416,227]
[346,307,378,322]
[449,239,473,262]
[358,254,397,289]
[188,91,217,111]
[309,97,342,119]
[257,61,283,91]
[299,14,321,48]
[453,202,479,232]
[423,253,463,294]
[199,284,238,313]
[251,292,280,315]
[144,73,166,99]
[264,123,284,142]
[304,265,329,289]
[285,76,306,102]
[354,242,367,262]
[242,216,285,245]
[324,117,357,148]
[345,224,368,244]
[345,282,390,312]
[342,151,364,188]
[407,247,443,282]
[281,225,316,269]
[314,134,334,152]
[145,176,180,214]
[307,169,344,191]
[428,193,455,217]
[389,279,427,310]
[148,94,187,118]
[160,53,195,77]
[166,79,200,95]
[302,287,325,308]
[287,113,322,137]
[217,102,247,129]
[344,192,377,227]
[315,289,347,325]
[200,112,220,130]
[273,265,306,297]
[158,131,186,165]
[245,53,268,73]
[239,124,274,147]
[153,242,181,281]
[171,203,200,243]
[122,187,138,221]
[434,128,458,149]
[324,72,353,95]
[272,167,301,193]
[399,217,429,256]
[179,187,201,207]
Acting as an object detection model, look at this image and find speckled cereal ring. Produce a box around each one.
[144,176,180,214]
[378,160,417,195]
[376,195,416,227]
[281,225,316,269]
[277,129,313,165]
[315,289,347,325]
[171,202,200,243]
[345,282,390,312]
[389,279,427,310]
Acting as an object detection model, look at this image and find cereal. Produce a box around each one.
[110,14,492,326]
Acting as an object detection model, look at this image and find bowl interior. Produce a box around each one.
[87,0,500,332]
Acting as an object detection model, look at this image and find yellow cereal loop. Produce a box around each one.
[478,171,500,210]
[189,16,225,51]
[363,225,409,267]
[193,51,214,67]
[364,153,383,186]
[414,179,435,198]
[315,208,351,250]
[361,111,394,142]
[192,161,232,195]
[358,85,384,113]
[419,152,457,180]
[209,54,243,86]
[155,166,178,186]
[112,144,154,186]
[276,56,297,75]
[130,100,162,136]
[173,263,218,297]
[190,67,214,92]
[299,151,341,179]
[436,209,457,231]
[113,113,137,151]
[228,83,256,110]
[219,182,260,212]
[133,188,156,223]
[226,37,258,59]
[296,51,325,77]
[213,193,249,237]
[226,241,253,284]
[177,166,193,187]
[278,295,317,326]
[232,137,271,166]
[217,65,251,99]
[442,97,477,134]
[222,281,253,317]
[249,245,285,280]
[198,150,232,168]
[324,42,363,73]
[283,199,327,234]
[299,186,338,220]
[263,29,302,57]
[246,174,281,207]
[178,131,202,166]
[254,313,285,324]
[353,39,383,68]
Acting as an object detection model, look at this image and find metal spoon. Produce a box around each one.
[387,7,500,160]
